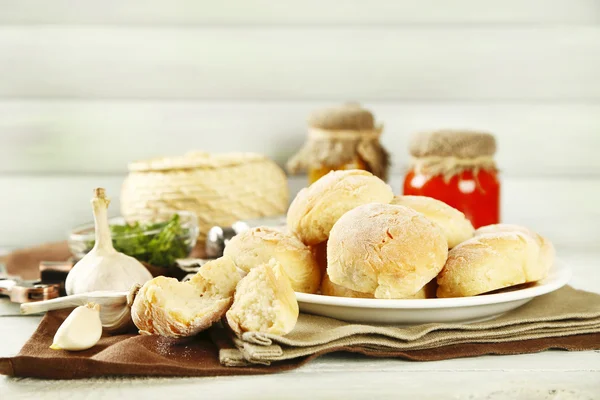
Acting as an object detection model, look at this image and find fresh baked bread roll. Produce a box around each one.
[131,256,240,337]
[320,273,374,298]
[226,259,299,336]
[391,195,474,248]
[437,232,542,298]
[223,226,321,293]
[287,170,394,246]
[321,273,436,299]
[327,203,448,299]
[474,224,555,281]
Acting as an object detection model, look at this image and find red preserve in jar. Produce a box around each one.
[403,130,500,228]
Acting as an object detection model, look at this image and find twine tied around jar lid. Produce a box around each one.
[286,103,390,180]
[409,130,498,181]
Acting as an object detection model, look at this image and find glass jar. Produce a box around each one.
[308,156,368,184]
[286,103,389,184]
[403,131,500,228]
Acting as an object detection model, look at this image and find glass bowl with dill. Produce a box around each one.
[68,211,199,268]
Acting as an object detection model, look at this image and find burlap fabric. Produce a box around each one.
[409,130,497,180]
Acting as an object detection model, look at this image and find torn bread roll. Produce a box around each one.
[437,232,543,298]
[391,195,474,248]
[224,226,321,293]
[321,274,437,299]
[226,259,299,336]
[131,256,240,337]
[327,203,448,299]
[287,170,394,246]
[474,223,555,281]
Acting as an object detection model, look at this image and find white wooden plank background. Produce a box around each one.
[0,2,598,250]
[0,101,599,176]
[0,27,599,100]
[1,0,598,25]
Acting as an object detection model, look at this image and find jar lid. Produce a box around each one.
[409,130,497,159]
[308,102,375,131]
[128,152,268,172]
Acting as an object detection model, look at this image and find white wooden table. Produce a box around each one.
[1,249,599,400]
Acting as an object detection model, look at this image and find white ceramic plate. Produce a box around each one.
[295,260,572,325]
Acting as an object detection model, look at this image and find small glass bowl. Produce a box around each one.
[67,210,199,264]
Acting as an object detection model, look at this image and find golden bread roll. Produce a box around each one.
[131,256,240,337]
[321,273,437,299]
[223,226,321,293]
[474,223,555,281]
[437,232,542,298]
[391,195,474,248]
[287,170,394,246]
[226,259,299,336]
[320,273,374,298]
[327,203,448,299]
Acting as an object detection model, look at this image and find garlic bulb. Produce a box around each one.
[65,188,153,295]
[50,303,103,351]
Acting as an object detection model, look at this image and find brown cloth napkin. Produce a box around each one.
[0,310,289,379]
[1,242,71,280]
[1,286,600,379]
[0,241,206,282]
[223,286,600,366]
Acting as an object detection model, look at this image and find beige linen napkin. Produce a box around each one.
[221,286,600,366]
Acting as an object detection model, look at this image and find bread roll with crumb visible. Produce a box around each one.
[391,195,474,248]
[474,224,554,281]
[327,203,448,299]
[437,232,542,298]
[226,259,299,336]
[131,256,240,337]
[224,226,321,293]
[287,170,394,246]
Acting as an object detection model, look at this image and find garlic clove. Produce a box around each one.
[50,302,103,351]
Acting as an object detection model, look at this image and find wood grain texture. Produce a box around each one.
[1,0,598,25]
[2,369,599,400]
[0,175,598,248]
[0,101,599,176]
[0,27,598,100]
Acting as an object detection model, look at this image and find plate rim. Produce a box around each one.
[295,259,572,309]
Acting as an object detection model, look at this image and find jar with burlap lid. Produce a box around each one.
[286,103,389,183]
[403,130,500,228]
[120,152,289,253]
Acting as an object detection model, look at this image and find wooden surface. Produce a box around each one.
[1,249,599,399]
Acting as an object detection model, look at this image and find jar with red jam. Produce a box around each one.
[403,130,500,228]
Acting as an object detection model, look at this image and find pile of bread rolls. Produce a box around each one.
[284,169,554,300]
[130,169,554,339]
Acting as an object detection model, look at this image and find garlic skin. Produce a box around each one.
[50,303,103,351]
[66,188,153,295]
